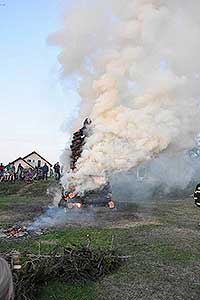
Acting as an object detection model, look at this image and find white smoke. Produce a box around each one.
[51,0,200,194]
[28,207,96,231]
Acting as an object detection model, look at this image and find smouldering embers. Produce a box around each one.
[3,226,29,239]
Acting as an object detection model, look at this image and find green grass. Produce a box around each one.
[39,281,95,300]
[1,221,200,300]
[0,181,52,226]
[0,195,36,209]
[0,182,27,195]
[0,227,121,300]
[150,242,200,265]
[0,227,119,254]
[1,182,200,299]
[0,181,50,197]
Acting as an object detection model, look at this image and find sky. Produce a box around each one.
[0,0,79,164]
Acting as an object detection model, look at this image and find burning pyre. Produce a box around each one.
[59,183,115,210]
[59,118,116,210]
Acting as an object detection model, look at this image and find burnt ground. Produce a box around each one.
[0,182,200,299]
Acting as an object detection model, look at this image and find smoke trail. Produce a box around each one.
[28,207,96,231]
[47,185,62,206]
[112,151,200,202]
[50,0,200,194]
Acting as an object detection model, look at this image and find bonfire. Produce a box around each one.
[59,118,116,210]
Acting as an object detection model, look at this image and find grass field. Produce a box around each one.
[0,181,200,300]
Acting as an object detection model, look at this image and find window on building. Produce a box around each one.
[38,160,41,167]
[28,159,31,163]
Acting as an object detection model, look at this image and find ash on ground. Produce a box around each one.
[0,224,45,240]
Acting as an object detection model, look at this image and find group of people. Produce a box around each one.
[0,162,61,183]
[0,163,16,183]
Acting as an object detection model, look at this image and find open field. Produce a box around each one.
[0,182,200,300]
[0,181,50,225]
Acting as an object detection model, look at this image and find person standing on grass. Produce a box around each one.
[53,162,61,180]
[9,164,15,183]
[0,163,4,182]
[17,163,24,181]
[5,163,15,183]
[5,163,11,181]
[3,170,9,182]
[0,257,14,300]
[42,163,49,180]
[38,167,43,180]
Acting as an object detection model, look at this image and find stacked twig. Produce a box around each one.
[2,244,122,300]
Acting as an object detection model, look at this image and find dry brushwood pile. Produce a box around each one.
[2,244,122,300]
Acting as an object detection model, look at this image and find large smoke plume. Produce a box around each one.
[50,0,200,194]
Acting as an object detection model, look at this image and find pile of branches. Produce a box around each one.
[3,245,122,300]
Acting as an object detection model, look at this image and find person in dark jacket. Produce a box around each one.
[53,162,61,180]
[42,163,49,180]
[0,163,4,182]
[17,163,24,181]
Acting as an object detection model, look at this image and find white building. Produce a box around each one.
[10,151,52,175]
[10,157,34,171]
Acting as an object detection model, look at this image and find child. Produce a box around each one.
[26,169,33,183]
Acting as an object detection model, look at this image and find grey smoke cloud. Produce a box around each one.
[51,0,200,194]
[28,207,96,231]
[112,151,200,202]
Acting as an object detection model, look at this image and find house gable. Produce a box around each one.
[23,151,52,169]
[9,157,34,170]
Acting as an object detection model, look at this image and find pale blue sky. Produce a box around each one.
[0,0,79,164]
